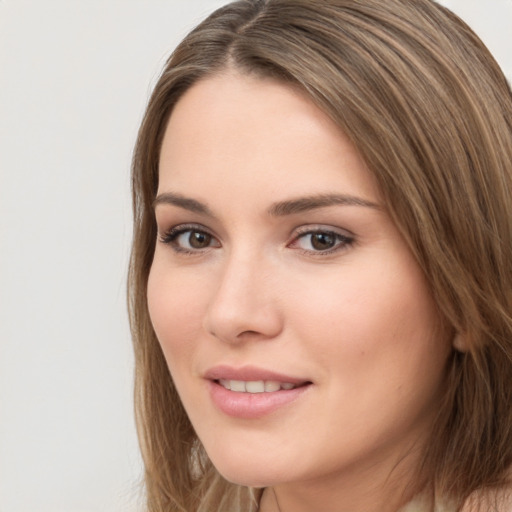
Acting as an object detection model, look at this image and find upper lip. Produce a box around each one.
[204,365,310,385]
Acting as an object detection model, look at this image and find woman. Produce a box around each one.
[128,0,512,511]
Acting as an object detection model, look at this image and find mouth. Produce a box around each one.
[204,365,311,390]
[216,379,307,393]
[204,366,312,419]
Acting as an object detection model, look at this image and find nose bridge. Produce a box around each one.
[203,246,282,343]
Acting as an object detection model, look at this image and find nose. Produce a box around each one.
[202,252,283,344]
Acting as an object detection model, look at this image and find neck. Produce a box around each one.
[258,446,426,512]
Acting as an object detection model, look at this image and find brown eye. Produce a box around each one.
[189,231,212,249]
[310,232,336,251]
[160,226,220,252]
[292,229,354,254]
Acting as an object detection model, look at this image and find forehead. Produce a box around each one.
[158,71,379,205]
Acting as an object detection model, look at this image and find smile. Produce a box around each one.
[217,379,299,393]
[204,365,312,418]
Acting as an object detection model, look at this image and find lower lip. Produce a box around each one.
[208,381,311,419]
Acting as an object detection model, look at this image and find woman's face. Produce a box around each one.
[148,72,451,494]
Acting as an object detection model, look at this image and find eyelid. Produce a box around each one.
[293,224,354,237]
[288,224,355,254]
[158,223,221,252]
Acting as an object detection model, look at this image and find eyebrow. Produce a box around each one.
[267,193,381,216]
[153,192,215,217]
[153,191,380,217]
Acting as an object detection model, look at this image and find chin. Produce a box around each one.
[214,463,274,487]
[208,453,288,488]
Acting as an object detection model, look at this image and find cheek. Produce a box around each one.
[146,258,208,363]
[285,254,449,388]
[288,264,450,455]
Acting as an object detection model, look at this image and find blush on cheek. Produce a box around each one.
[147,271,207,364]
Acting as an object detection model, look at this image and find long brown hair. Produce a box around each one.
[128,1,512,510]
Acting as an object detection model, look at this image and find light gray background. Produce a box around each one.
[0,1,510,511]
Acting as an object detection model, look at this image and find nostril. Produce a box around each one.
[237,329,263,338]
[202,275,284,343]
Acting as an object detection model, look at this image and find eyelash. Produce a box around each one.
[159,224,218,255]
[159,224,355,256]
[290,227,354,255]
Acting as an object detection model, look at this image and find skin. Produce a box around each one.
[147,70,453,512]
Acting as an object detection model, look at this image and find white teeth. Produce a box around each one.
[218,380,299,393]
[246,381,265,393]
[219,379,231,390]
[264,381,281,392]
[230,380,246,392]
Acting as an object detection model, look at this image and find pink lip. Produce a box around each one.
[204,365,312,420]
[204,365,308,384]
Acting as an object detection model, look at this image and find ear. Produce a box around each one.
[453,333,469,352]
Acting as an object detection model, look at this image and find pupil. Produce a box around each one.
[189,232,210,249]
[312,233,335,250]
